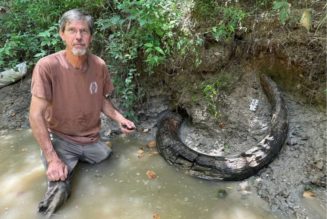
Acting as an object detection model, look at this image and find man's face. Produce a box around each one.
[60,20,92,56]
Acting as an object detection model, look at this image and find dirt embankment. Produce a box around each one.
[0,75,31,130]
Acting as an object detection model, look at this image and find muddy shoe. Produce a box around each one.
[38,181,71,218]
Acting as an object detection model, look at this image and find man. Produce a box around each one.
[29,9,135,217]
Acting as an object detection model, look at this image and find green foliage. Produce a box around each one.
[95,0,199,116]
[0,0,107,69]
[192,0,217,21]
[211,7,246,41]
[34,25,63,59]
[224,144,230,151]
[199,73,232,119]
[193,1,247,41]
[98,0,195,73]
[0,34,34,68]
[112,66,140,121]
[255,0,271,8]
[273,0,290,25]
[202,81,220,118]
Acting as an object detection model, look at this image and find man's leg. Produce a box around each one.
[38,180,71,217]
[38,133,80,217]
[80,141,112,164]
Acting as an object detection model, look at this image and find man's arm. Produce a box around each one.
[102,97,135,133]
[29,96,68,181]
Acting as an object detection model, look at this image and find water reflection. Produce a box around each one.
[0,130,282,219]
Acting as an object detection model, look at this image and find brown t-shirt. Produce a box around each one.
[31,50,114,144]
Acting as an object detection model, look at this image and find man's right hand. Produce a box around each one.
[46,158,68,181]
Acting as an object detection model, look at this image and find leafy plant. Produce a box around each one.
[95,0,200,117]
[255,0,271,8]
[200,73,233,119]
[0,33,38,68]
[211,6,246,41]
[34,25,63,59]
[99,0,196,73]
[201,81,221,119]
[112,66,139,121]
[193,1,247,41]
[273,0,290,25]
[0,0,107,69]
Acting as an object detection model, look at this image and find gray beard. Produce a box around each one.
[72,48,87,56]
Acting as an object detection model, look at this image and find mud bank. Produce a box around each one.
[137,68,326,218]
[253,93,326,219]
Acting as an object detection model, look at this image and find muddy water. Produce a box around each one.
[0,129,286,219]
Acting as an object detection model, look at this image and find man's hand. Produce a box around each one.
[120,120,136,134]
[47,158,68,181]
[102,98,136,134]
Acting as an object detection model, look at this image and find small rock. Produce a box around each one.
[137,149,144,158]
[255,177,262,183]
[218,122,225,129]
[149,151,159,156]
[287,138,298,146]
[239,181,250,190]
[239,181,251,195]
[217,189,227,199]
[143,128,150,133]
[314,160,324,170]
[153,213,160,219]
[303,191,315,199]
[146,170,157,180]
[146,140,157,148]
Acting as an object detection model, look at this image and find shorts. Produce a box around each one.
[41,133,112,174]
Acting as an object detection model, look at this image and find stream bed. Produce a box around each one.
[0,129,286,219]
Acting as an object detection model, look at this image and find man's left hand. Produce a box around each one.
[120,120,136,134]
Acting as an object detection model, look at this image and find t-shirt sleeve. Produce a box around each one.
[103,65,114,96]
[31,61,53,101]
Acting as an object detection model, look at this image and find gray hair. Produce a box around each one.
[59,9,94,35]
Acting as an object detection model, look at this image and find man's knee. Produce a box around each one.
[95,143,112,163]
[83,141,112,164]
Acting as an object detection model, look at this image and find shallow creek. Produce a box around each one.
[0,129,287,219]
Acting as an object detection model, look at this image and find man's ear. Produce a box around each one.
[59,30,65,41]
[90,35,93,43]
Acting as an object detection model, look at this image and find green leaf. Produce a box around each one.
[154,47,165,55]
[144,43,154,48]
